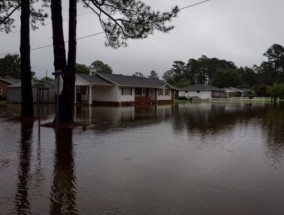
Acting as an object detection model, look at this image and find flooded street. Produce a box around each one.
[1,103,284,214]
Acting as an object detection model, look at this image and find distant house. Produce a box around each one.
[75,73,176,106]
[0,79,20,97]
[223,87,254,97]
[178,84,226,100]
[223,87,244,97]
[7,81,56,103]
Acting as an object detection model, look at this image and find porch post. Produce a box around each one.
[89,85,92,105]
[88,105,92,123]
[155,89,158,104]
[74,86,77,104]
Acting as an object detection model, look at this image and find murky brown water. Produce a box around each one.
[1,102,284,214]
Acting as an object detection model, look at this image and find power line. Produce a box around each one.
[0,31,105,56]
[180,0,210,10]
[0,0,211,56]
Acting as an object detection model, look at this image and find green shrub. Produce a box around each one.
[177,96,188,100]
[0,94,7,101]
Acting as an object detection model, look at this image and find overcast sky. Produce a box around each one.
[1,0,284,79]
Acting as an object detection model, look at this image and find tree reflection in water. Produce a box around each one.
[50,129,78,214]
[174,103,284,165]
[263,105,284,167]
[14,120,34,215]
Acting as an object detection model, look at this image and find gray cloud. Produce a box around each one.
[1,0,284,79]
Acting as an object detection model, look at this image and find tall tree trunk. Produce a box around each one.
[20,0,34,118]
[50,0,68,124]
[63,0,77,124]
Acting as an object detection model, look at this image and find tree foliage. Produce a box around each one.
[0,54,21,78]
[133,72,144,77]
[163,56,236,88]
[0,0,20,32]
[81,0,178,48]
[262,44,284,83]
[90,60,112,74]
[76,63,90,74]
[148,70,159,79]
[268,84,284,100]
[0,0,47,33]
[212,69,241,88]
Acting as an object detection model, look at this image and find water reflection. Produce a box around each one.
[0,104,55,117]
[14,120,34,215]
[0,104,7,115]
[50,129,77,214]
[262,104,284,166]
[174,103,266,134]
[74,105,174,132]
[2,103,284,214]
[175,102,284,165]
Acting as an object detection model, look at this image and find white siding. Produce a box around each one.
[157,87,172,101]
[92,85,120,102]
[179,90,212,99]
[120,88,135,102]
[76,75,90,86]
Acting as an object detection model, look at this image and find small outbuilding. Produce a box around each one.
[7,81,56,103]
[178,84,226,100]
[0,79,21,97]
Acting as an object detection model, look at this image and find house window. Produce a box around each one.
[135,88,143,96]
[122,87,132,95]
[158,89,163,96]
[197,90,200,93]
[165,89,170,96]
[185,91,188,93]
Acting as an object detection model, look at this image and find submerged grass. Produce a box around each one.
[176,97,284,104]
[0,101,7,106]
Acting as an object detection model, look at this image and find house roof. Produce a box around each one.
[0,78,21,85]
[7,81,55,88]
[223,87,254,93]
[76,73,113,85]
[179,84,224,92]
[223,87,243,93]
[96,73,173,89]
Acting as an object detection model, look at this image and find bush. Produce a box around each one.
[268,84,284,99]
[177,96,188,100]
[0,94,7,101]
[247,91,255,99]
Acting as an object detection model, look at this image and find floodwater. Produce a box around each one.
[0,102,284,214]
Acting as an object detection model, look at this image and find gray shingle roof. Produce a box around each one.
[77,73,112,85]
[180,84,224,92]
[96,73,172,88]
[0,78,21,85]
[7,80,55,88]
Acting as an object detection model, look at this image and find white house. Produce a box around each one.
[178,84,226,100]
[75,73,176,106]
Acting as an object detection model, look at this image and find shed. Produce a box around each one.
[7,81,56,103]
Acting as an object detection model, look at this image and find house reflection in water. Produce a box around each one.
[74,105,175,131]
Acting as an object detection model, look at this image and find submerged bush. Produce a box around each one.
[0,94,7,101]
[177,96,188,100]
